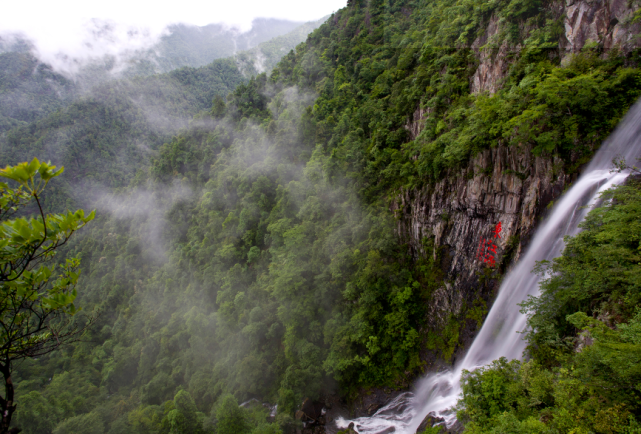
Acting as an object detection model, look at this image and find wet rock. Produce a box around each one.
[414,413,464,434]
[334,422,358,434]
[446,420,464,434]
[367,403,380,415]
[297,398,325,423]
[416,412,445,433]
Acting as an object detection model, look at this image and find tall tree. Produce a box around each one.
[0,158,94,434]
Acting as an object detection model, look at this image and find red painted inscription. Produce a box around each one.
[477,222,502,267]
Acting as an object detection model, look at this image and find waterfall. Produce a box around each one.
[336,99,641,434]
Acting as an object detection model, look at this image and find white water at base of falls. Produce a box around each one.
[336,99,641,434]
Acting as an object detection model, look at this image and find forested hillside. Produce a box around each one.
[3,0,641,433]
[457,178,641,433]
[0,58,246,211]
[0,17,324,137]
[0,50,76,133]
[0,19,325,212]
[123,17,327,77]
[233,17,329,76]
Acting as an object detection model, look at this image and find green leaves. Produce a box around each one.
[0,157,63,194]
[11,0,641,428]
[0,159,93,365]
[522,180,641,356]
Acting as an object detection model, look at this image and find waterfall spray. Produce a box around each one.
[336,99,641,434]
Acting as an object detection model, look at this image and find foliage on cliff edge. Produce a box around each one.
[458,180,641,433]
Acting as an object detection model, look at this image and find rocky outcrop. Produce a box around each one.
[416,412,446,433]
[405,105,431,141]
[394,144,569,330]
[401,0,640,344]
[470,15,513,95]
[296,398,325,423]
[469,0,641,94]
[415,412,463,434]
[295,398,328,434]
[562,0,641,55]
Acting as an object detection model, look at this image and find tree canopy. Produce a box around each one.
[0,158,94,433]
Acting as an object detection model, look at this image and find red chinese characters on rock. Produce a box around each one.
[477,222,502,267]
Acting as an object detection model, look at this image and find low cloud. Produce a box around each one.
[1,0,346,77]
[89,182,194,262]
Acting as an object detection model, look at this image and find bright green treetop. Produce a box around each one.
[0,158,94,434]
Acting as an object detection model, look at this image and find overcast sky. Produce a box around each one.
[1,0,346,68]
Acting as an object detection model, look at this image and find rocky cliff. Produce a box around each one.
[398,0,641,359]
[469,0,641,95]
[395,144,569,333]
[562,0,641,55]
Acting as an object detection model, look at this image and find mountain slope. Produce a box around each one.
[0,51,76,133]
[6,0,641,434]
[0,58,245,211]
[122,18,310,76]
[124,17,329,78]
[0,17,326,135]
[0,18,328,211]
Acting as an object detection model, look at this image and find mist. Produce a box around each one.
[1,0,346,75]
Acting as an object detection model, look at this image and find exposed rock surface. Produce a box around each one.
[295,398,329,434]
[416,412,446,433]
[405,105,431,141]
[399,0,641,357]
[468,0,641,94]
[296,398,325,423]
[562,0,641,55]
[394,143,569,331]
[415,412,463,434]
[470,14,513,95]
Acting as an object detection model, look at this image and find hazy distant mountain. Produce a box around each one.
[0,51,76,132]
[0,17,327,133]
[234,16,328,76]
[122,18,308,76]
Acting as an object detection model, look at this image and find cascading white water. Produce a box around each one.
[336,99,641,434]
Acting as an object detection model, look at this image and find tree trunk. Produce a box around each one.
[0,362,17,434]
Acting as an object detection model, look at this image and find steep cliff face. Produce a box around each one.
[562,0,641,54]
[469,14,514,95]
[398,0,641,347]
[467,0,641,95]
[395,145,569,329]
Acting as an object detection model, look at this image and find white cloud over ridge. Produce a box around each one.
[2,0,346,73]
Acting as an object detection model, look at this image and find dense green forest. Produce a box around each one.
[0,50,76,133]
[233,17,329,76]
[135,18,306,73]
[0,18,325,211]
[0,58,246,211]
[2,0,641,433]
